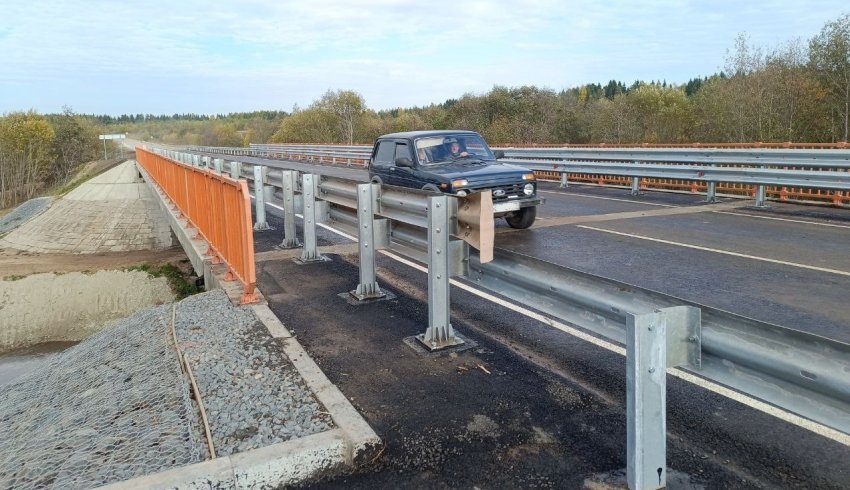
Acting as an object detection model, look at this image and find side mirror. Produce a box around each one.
[395,157,414,168]
[493,150,505,159]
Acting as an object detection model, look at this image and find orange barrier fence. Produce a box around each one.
[532,171,850,206]
[135,147,259,304]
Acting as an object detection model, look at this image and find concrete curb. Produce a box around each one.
[120,162,381,488]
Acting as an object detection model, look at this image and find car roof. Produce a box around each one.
[378,130,480,140]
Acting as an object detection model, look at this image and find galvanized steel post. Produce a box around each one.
[559,171,569,188]
[627,306,700,490]
[627,311,667,490]
[279,171,300,249]
[350,183,386,301]
[631,176,641,196]
[230,161,242,181]
[755,185,768,207]
[298,173,326,263]
[705,181,718,203]
[213,158,223,174]
[253,165,271,231]
[417,195,463,350]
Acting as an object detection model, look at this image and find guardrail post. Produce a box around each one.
[213,158,223,174]
[297,173,328,263]
[560,171,569,188]
[631,176,641,196]
[279,171,301,249]
[417,195,463,350]
[755,185,768,208]
[350,183,387,301]
[705,181,718,203]
[627,306,700,490]
[252,165,271,231]
[230,161,242,180]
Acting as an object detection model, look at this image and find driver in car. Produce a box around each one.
[447,141,469,159]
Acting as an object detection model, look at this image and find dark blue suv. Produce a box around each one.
[368,130,543,228]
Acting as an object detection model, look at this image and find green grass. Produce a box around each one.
[53,173,93,197]
[128,263,198,299]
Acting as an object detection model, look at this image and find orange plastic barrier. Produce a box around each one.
[135,148,259,304]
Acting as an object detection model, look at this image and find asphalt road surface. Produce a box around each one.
[243,169,850,489]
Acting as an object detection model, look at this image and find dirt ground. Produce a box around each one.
[0,246,189,278]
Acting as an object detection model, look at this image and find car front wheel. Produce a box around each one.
[505,206,536,229]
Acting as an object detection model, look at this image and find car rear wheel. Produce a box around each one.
[505,206,536,229]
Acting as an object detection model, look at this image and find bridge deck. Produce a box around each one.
[249,181,850,488]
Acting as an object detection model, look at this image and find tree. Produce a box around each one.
[0,111,55,206]
[809,13,850,141]
[270,108,337,143]
[51,106,98,182]
[314,89,366,144]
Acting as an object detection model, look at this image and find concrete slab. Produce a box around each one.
[0,161,172,254]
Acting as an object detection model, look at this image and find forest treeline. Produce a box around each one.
[2,14,848,208]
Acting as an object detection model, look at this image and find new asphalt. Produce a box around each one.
[249,181,850,489]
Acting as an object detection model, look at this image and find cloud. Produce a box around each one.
[0,0,847,113]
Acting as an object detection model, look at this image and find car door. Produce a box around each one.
[391,142,418,188]
[371,140,395,184]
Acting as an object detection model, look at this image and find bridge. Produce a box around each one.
[131,142,850,488]
[4,141,847,489]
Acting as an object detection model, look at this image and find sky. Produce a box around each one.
[0,0,847,116]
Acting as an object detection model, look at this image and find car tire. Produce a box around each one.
[371,176,383,185]
[505,206,536,229]
[421,184,440,193]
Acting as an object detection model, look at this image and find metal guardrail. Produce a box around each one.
[154,147,850,489]
[193,143,850,206]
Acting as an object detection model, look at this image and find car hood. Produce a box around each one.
[424,161,530,180]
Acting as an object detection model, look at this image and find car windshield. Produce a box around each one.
[414,134,495,165]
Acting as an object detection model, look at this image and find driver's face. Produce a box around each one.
[451,143,460,152]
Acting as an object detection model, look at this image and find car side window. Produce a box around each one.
[374,141,395,167]
[395,143,412,162]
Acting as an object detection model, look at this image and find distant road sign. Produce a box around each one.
[99,134,127,140]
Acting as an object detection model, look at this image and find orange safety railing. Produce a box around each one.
[135,147,259,304]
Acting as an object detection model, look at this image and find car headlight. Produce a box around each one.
[522,173,536,181]
[456,190,468,197]
[452,179,469,188]
[524,183,534,196]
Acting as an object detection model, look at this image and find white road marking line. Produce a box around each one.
[577,225,850,277]
[539,189,677,207]
[263,198,850,445]
[543,189,850,229]
[714,211,850,230]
